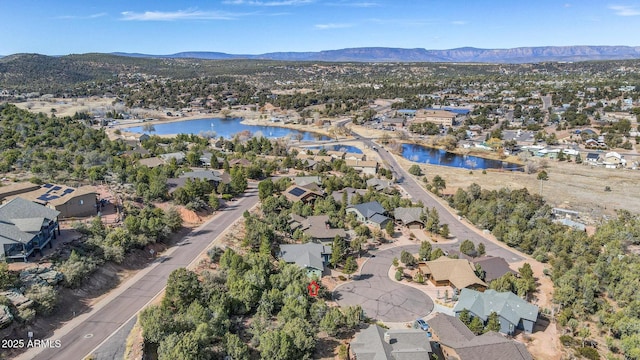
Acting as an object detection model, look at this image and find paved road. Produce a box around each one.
[336,119,523,263]
[334,245,433,322]
[17,185,259,360]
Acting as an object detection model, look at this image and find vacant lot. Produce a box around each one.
[395,155,639,222]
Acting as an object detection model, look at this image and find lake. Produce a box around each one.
[127,118,331,141]
[401,144,522,171]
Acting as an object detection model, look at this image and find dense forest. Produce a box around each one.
[449,184,640,359]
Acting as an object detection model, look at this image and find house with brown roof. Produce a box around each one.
[419,256,487,291]
[283,184,323,204]
[414,109,457,127]
[394,207,424,229]
[3,184,98,218]
[345,159,378,175]
[427,313,533,360]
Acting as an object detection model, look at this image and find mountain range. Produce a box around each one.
[112,45,640,63]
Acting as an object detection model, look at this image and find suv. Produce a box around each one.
[415,319,429,331]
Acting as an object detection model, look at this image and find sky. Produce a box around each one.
[1,0,640,55]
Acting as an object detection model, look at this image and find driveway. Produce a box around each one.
[334,245,434,322]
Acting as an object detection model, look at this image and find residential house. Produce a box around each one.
[3,184,98,218]
[159,151,186,164]
[179,169,230,185]
[288,214,347,244]
[419,256,487,291]
[330,187,366,205]
[292,176,322,187]
[347,201,391,229]
[350,324,433,360]
[0,182,41,202]
[453,289,539,335]
[382,117,405,128]
[427,313,533,360]
[470,256,517,283]
[602,151,625,168]
[0,198,61,262]
[366,178,394,192]
[345,159,378,176]
[585,153,600,164]
[414,109,457,127]
[229,158,252,167]
[393,207,425,230]
[283,184,323,204]
[138,157,165,168]
[278,242,332,278]
[556,218,587,231]
[344,152,366,161]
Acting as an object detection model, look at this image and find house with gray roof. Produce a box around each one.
[366,178,394,192]
[453,289,539,335]
[350,324,432,360]
[278,242,332,278]
[159,151,186,164]
[331,187,366,205]
[394,207,424,229]
[0,198,60,262]
[293,176,322,187]
[347,201,391,229]
[427,313,532,360]
[470,256,517,283]
[288,214,347,244]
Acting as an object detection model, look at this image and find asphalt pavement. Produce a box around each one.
[16,186,259,360]
[334,245,434,322]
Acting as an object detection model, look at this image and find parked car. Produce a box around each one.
[415,319,429,331]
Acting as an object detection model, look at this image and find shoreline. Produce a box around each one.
[112,109,338,139]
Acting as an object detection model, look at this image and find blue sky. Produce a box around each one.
[1,1,640,55]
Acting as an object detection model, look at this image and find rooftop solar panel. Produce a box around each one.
[63,188,74,194]
[42,183,53,188]
[52,186,62,191]
[288,187,306,197]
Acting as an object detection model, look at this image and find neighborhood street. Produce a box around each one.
[17,186,259,360]
[334,244,433,322]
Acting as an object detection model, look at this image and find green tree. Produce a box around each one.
[419,241,432,261]
[319,306,345,336]
[459,308,471,325]
[460,239,476,256]
[468,316,485,335]
[25,284,57,315]
[258,178,275,200]
[400,250,417,267]
[209,193,220,210]
[162,268,202,312]
[430,248,445,260]
[439,223,450,238]
[225,333,250,360]
[477,242,486,256]
[432,175,446,194]
[485,312,501,333]
[343,256,358,278]
[0,262,16,290]
[385,220,395,237]
[408,164,422,176]
[165,207,183,232]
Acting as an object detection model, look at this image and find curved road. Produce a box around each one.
[17,185,259,360]
[337,119,523,263]
[334,245,433,322]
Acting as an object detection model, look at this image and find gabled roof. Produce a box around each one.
[367,178,393,191]
[348,201,386,220]
[283,184,323,203]
[331,187,366,205]
[420,256,487,289]
[369,213,391,226]
[279,243,331,271]
[394,207,424,225]
[428,313,532,360]
[0,197,59,244]
[351,324,432,360]
[454,289,539,325]
[159,152,186,162]
[470,256,517,282]
[179,170,223,182]
[293,176,322,187]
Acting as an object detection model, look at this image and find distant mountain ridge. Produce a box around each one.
[113,45,640,63]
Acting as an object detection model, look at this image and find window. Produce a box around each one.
[79,199,84,205]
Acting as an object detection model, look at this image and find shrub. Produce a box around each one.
[395,270,403,281]
[25,284,58,315]
[560,335,575,346]
[338,275,347,281]
[575,347,599,360]
[58,251,99,288]
[408,165,422,176]
[17,307,35,323]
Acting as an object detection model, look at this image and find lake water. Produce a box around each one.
[401,144,522,171]
[304,144,363,154]
[127,118,331,141]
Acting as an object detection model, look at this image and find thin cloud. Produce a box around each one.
[608,5,640,16]
[120,9,244,21]
[57,12,107,20]
[223,0,314,6]
[451,20,467,25]
[314,23,353,29]
[368,18,435,27]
